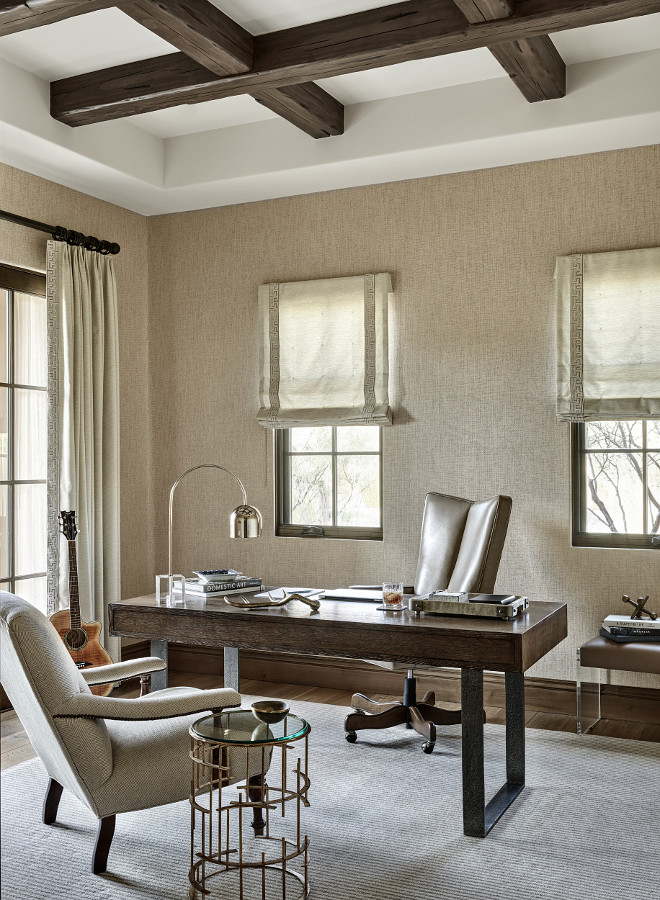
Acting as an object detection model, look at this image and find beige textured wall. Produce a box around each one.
[149,145,660,688]
[3,148,658,688]
[0,163,154,601]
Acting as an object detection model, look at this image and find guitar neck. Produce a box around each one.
[67,539,81,628]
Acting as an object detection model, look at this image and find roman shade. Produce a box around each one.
[257,273,392,428]
[555,246,660,421]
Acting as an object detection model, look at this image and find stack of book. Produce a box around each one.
[600,614,660,643]
[180,570,262,597]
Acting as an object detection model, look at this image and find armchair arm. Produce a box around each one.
[53,687,241,721]
[80,657,166,686]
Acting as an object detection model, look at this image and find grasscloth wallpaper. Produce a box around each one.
[2,147,659,690]
[148,146,660,689]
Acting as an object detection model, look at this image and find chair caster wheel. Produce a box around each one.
[422,742,435,754]
[345,732,358,743]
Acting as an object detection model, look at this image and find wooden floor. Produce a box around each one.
[3,671,659,771]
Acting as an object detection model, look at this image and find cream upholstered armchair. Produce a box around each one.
[345,491,512,753]
[0,591,265,874]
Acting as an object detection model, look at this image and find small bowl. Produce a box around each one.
[251,700,290,725]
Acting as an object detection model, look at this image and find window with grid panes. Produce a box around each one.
[0,265,49,611]
[572,420,660,549]
[276,426,382,540]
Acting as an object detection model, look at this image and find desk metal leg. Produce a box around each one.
[461,668,525,838]
[149,640,169,691]
[224,647,240,691]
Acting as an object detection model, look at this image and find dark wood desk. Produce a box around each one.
[109,594,567,838]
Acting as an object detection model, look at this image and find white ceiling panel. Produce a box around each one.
[205,0,405,34]
[319,49,503,107]
[553,13,660,62]
[131,95,279,138]
[0,8,175,81]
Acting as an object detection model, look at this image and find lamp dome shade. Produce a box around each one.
[231,504,262,538]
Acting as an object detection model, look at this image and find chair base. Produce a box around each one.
[43,778,116,874]
[344,678,464,753]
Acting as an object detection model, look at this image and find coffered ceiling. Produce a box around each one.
[0,1,659,214]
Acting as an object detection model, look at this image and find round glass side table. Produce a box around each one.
[189,709,311,900]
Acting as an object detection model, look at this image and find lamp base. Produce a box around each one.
[156,574,186,604]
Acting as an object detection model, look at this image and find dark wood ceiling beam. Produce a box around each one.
[123,0,343,139]
[51,0,660,126]
[452,1,515,18]
[453,0,565,101]
[0,0,113,36]
[252,83,344,138]
[123,0,253,75]
[489,34,565,100]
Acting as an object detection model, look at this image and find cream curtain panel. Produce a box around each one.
[46,242,121,660]
[257,273,392,428]
[555,246,660,422]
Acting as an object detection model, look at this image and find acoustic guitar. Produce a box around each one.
[50,510,114,697]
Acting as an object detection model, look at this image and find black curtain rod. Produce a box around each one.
[0,209,120,255]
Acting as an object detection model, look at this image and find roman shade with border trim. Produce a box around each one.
[555,246,660,422]
[257,273,392,428]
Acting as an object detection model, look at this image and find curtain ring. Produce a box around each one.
[65,229,84,246]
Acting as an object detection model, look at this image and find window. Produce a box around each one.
[276,426,382,540]
[0,265,48,611]
[572,420,660,549]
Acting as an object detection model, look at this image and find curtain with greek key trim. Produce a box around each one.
[555,246,660,421]
[46,241,120,660]
[257,273,392,427]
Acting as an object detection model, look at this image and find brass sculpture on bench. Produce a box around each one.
[622,594,657,620]
[344,491,512,753]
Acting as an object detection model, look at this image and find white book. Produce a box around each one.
[602,614,660,630]
[177,584,261,597]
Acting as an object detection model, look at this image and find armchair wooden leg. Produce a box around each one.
[139,674,151,696]
[92,815,116,874]
[43,778,63,825]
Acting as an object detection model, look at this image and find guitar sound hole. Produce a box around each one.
[64,628,89,651]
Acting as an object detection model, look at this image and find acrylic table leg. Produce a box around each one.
[224,647,240,691]
[149,639,169,691]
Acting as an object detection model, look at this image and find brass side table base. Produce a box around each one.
[189,711,311,900]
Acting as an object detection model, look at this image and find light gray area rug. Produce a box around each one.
[2,697,659,900]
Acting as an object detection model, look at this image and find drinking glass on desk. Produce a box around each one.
[382,582,405,610]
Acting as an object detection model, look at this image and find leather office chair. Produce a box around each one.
[344,491,512,753]
[0,591,268,873]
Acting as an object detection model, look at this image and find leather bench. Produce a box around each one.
[576,636,660,734]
